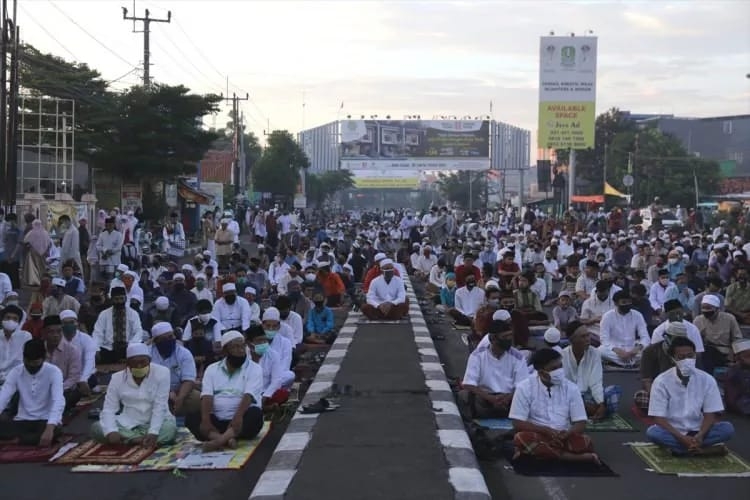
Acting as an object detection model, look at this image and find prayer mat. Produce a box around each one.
[501,445,618,477]
[0,436,73,464]
[473,418,514,431]
[586,414,638,432]
[356,319,410,325]
[630,404,655,427]
[630,443,750,477]
[452,323,472,330]
[603,363,639,373]
[54,440,156,465]
[76,387,107,407]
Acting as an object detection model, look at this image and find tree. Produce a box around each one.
[93,84,222,179]
[252,130,310,197]
[306,169,355,208]
[436,170,487,208]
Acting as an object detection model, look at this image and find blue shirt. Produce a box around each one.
[150,344,197,391]
[306,306,334,335]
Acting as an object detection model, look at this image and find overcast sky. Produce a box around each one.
[20,0,750,153]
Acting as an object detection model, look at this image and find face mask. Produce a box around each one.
[702,310,716,319]
[675,357,696,376]
[383,271,395,280]
[668,258,679,265]
[253,343,270,356]
[130,365,150,378]
[196,281,205,290]
[226,353,246,368]
[25,363,43,375]
[488,299,500,307]
[156,338,177,358]
[62,323,77,337]
[290,291,302,300]
[265,329,278,340]
[224,295,237,305]
[618,305,632,315]
[547,367,565,386]
[115,272,122,279]
[597,294,609,301]
[199,313,211,323]
[306,273,317,281]
[2,319,19,331]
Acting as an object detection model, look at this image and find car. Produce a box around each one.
[640,208,682,230]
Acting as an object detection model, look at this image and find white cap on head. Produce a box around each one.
[196,273,207,280]
[374,253,386,262]
[316,260,331,268]
[60,309,77,321]
[181,264,193,271]
[485,280,499,290]
[150,322,173,338]
[492,310,511,321]
[222,283,236,293]
[155,296,170,310]
[220,330,244,347]
[131,290,144,304]
[52,277,66,287]
[544,327,561,344]
[732,338,750,355]
[244,286,257,296]
[263,307,280,321]
[126,343,151,358]
[173,273,186,281]
[117,264,129,272]
[380,258,394,267]
[701,295,720,308]
[203,250,212,256]
[733,250,743,258]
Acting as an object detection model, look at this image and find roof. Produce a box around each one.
[199,150,233,183]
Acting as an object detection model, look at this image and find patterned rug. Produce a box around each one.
[54,440,156,465]
[0,436,73,463]
[630,443,750,476]
[473,418,514,431]
[586,414,638,432]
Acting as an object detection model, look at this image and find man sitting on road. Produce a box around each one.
[277,295,304,346]
[185,331,264,451]
[448,275,484,327]
[362,259,408,321]
[182,299,224,372]
[647,336,735,456]
[514,271,549,325]
[150,322,199,417]
[459,319,529,420]
[92,343,177,447]
[579,280,615,345]
[693,294,743,375]
[598,290,650,367]
[246,325,294,409]
[510,348,599,464]
[651,299,705,360]
[0,305,33,385]
[212,283,252,332]
[562,321,621,420]
[0,339,64,446]
[41,315,82,411]
[60,309,97,392]
[305,292,335,345]
[725,339,750,416]
[92,286,144,364]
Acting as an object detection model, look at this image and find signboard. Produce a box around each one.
[353,169,421,189]
[293,195,307,208]
[121,184,142,213]
[165,183,178,208]
[340,120,490,171]
[538,36,597,149]
[198,182,224,214]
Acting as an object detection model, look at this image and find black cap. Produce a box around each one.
[43,315,62,328]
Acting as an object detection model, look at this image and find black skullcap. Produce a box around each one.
[244,324,267,340]
[488,320,512,335]
[2,304,23,319]
[23,338,46,360]
[595,280,611,292]
[658,268,670,276]
[531,348,562,371]
[43,315,62,328]
[196,299,213,313]
[664,299,682,312]
[586,259,600,269]
[110,286,127,297]
[105,217,116,224]
[612,289,630,302]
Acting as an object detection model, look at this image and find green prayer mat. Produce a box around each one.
[585,414,637,432]
[631,443,750,476]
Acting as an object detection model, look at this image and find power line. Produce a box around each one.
[155,34,225,94]
[19,5,79,61]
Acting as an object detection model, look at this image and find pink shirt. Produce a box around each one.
[47,340,82,390]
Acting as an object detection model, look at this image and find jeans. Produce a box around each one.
[185,406,264,441]
[646,421,735,454]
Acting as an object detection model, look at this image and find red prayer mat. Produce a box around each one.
[53,440,156,465]
[0,435,73,463]
[630,404,656,427]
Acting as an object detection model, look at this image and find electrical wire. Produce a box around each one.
[19,5,79,61]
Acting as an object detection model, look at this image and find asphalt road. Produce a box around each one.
[416,281,750,500]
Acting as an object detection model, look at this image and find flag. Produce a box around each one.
[604,182,627,198]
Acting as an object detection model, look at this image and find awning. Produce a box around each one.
[572,195,604,204]
[178,180,215,205]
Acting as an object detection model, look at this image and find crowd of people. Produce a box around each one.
[0,201,748,467]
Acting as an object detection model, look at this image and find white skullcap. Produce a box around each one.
[733,250,743,257]
[316,260,331,268]
[492,310,511,321]
[380,258,394,267]
[150,322,173,338]
[155,296,170,310]
[732,339,750,355]
[203,250,212,256]
[124,270,138,279]
[181,264,193,271]
[196,273,207,280]
[173,273,186,281]
[130,290,144,304]
[258,244,265,249]
[701,295,721,308]
[544,327,561,344]
[126,343,150,358]
[263,307,280,321]
[222,283,236,293]
[485,280,499,290]
[374,253,386,262]
[220,330,244,347]
[52,277,66,287]
[117,264,129,272]
[220,218,230,224]
[59,309,77,321]
[343,264,353,273]
[244,286,257,295]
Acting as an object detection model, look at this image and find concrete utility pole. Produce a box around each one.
[221,93,249,196]
[122,6,171,87]
[1,0,19,207]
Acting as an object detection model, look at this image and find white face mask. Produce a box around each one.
[547,367,565,385]
[675,358,696,376]
[668,258,679,265]
[2,320,19,332]
[198,313,211,323]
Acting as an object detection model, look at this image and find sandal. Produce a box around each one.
[299,398,341,414]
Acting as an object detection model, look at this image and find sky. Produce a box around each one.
[19,0,750,155]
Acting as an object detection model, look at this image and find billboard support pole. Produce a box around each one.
[468,171,473,212]
[568,149,576,207]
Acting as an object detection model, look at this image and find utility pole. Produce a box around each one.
[122,6,171,87]
[221,93,249,196]
[1,0,19,208]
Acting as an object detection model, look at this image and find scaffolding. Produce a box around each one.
[17,95,75,198]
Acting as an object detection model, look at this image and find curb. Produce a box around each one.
[405,278,492,500]
[248,311,359,500]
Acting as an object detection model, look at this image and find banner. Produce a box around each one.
[121,184,143,213]
[538,36,597,149]
[341,120,490,171]
[604,182,627,198]
[352,169,421,189]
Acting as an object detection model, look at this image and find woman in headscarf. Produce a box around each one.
[96,209,107,235]
[22,219,52,287]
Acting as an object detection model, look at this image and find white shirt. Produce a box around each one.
[0,329,32,383]
[543,258,559,278]
[100,363,171,435]
[562,346,604,403]
[462,348,529,393]
[428,265,445,289]
[454,286,485,318]
[0,362,65,425]
[0,273,12,302]
[599,309,650,350]
[530,278,547,301]
[281,311,304,345]
[212,297,252,331]
[651,320,705,353]
[268,262,290,286]
[67,331,98,383]
[648,367,724,433]
[92,307,144,351]
[509,375,588,431]
[270,333,293,370]
[415,254,437,274]
[256,348,285,398]
[366,275,406,307]
[649,282,678,311]
[580,295,615,334]
[201,358,264,420]
[191,287,214,303]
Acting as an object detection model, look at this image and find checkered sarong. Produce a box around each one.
[582,385,621,415]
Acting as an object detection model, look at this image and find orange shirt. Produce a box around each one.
[318,271,345,297]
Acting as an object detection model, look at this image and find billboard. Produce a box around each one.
[538,36,597,150]
[340,120,490,171]
[352,169,421,189]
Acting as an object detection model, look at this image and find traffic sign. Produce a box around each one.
[623,174,634,187]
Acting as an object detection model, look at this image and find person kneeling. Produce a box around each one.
[185,331,264,451]
[647,336,735,456]
[246,326,295,408]
[0,339,64,446]
[510,348,599,464]
[725,339,750,416]
[91,344,177,447]
[361,259,409,321]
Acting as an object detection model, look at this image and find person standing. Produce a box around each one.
[163,212,186,259]
[2,213,22,289]
[57,215,82,275]
[78,217,91,283]
[202,212,216,259]
[96,217,123,281]
[22,220,52,288]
